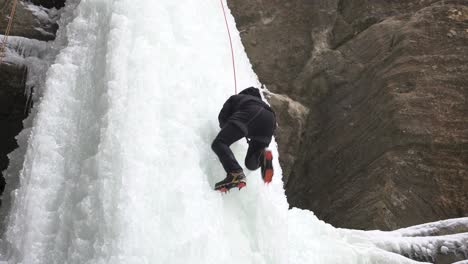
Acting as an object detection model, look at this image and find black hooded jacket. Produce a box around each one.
[218,87,275,135]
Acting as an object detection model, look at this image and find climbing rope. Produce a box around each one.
[219,0,237,94]
[0,0,18,64]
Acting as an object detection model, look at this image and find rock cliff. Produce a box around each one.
[227,0,468,230]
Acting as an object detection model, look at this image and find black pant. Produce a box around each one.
[211,110,275,173]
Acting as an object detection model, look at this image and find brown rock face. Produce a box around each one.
[264,92,309,181]
[228,0,468,230]
[0,0,65,193]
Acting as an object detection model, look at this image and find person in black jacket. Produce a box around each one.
[212,87,276,191]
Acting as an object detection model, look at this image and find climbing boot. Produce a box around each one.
[215,171,247,192]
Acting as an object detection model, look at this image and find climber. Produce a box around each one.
[212,87,276,192]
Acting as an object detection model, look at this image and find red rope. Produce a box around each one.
[219,0,237,94]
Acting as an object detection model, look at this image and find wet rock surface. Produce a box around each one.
[228,0,468,230]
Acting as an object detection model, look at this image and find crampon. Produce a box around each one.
[216,181,247,193]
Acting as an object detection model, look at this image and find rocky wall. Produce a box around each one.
[228,0,468,230]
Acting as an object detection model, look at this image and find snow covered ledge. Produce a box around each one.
[340,217,468,263]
